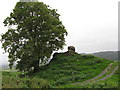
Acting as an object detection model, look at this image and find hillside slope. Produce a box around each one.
[92,51,119,61]
[2,53,118,88]
[33,53,116,86]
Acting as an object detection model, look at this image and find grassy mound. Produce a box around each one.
[33,53,115,86]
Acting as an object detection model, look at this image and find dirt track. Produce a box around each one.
[71,63,118,85]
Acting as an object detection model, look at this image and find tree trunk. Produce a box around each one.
[34,59,39,73]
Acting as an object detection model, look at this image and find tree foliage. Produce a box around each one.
[1,2,67,72]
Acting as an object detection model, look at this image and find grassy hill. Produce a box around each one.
[2,53,118,88]
[32,53,118,87]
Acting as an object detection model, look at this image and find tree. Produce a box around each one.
[1,2,67,72]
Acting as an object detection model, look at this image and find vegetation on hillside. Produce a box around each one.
[92,51,119,61]
[2,71,52,88]
[57,72,118,88]
[1,1,67,73]
[32,53,116,86]
[2,53,118,88]
[1,1,118,89]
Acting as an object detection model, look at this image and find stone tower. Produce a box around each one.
[66,46,77,55]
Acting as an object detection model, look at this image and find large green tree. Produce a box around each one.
[1,2,67,72]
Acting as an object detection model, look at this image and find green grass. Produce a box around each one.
[57,72,118,88]
[2,53,118,88]
[32,53,114,86]
[2,71,52,88]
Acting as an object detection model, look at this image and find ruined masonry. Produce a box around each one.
[66,46,77,55]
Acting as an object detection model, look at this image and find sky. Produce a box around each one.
[0,0,119,65]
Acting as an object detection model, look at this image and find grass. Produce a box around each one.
[0,71,1,89]
[2,71,52,88]
[32,53,114,86]
[2,53,118,88]
[56,70,118,88]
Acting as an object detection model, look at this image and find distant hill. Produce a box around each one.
[2,64,9,70]
[92,51,119,61]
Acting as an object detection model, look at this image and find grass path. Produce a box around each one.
[69,63,118,85]
[77,66,118,85]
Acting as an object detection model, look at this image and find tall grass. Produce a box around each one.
[2,71,52,88]
[33,53,113,86]
[2,53,117,88]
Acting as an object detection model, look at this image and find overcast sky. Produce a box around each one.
[0,0,119,65]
